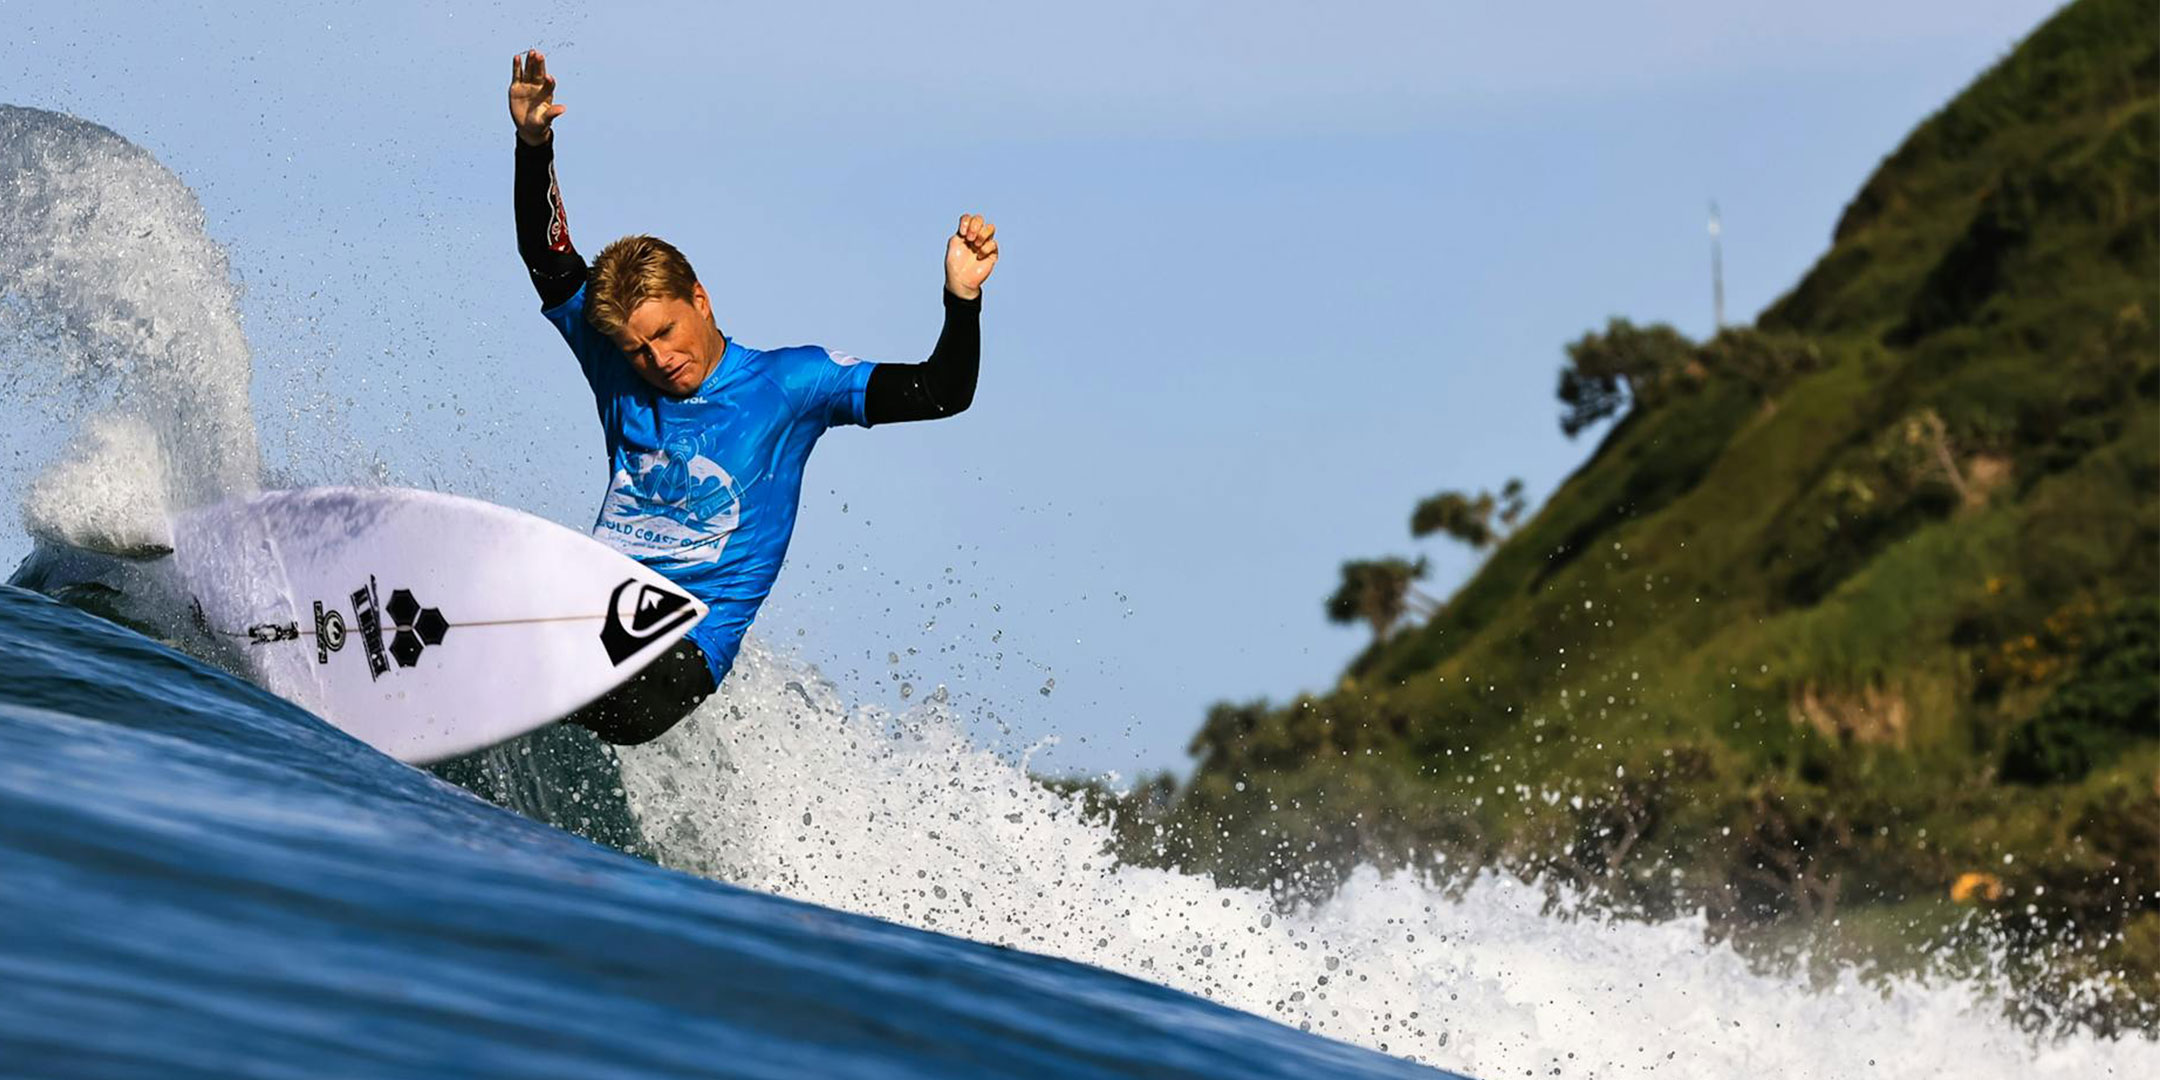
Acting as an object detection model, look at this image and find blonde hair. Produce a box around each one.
[585,234,699,337]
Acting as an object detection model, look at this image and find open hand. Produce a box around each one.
[945,214,998,301]
[509,50,566,146]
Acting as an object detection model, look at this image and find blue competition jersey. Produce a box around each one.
[544,284,876,683]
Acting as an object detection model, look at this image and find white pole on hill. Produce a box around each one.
[1708,200,1726,332]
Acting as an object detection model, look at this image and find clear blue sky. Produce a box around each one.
[0,0,2066,776]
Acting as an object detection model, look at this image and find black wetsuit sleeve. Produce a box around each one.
[514,136,588,308]
[863,289,981,425]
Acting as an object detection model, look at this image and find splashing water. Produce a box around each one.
[0,105,260,552]
[618,642,2160,1077]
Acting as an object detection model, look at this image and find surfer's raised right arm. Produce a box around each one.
[510,49,587,308]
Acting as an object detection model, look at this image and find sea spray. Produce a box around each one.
[0,105,261,546]
[619,640,2160,1078]
[22,414,175,556]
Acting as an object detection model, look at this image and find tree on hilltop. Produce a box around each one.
[1325,556,1431,644]
[1411,478,1526,550]
[1557,318,1696,436]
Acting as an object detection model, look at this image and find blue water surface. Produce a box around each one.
[0,586,1459,1079]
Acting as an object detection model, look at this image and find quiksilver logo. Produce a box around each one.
[600,579,697,665]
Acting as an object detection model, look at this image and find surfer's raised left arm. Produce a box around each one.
[509,49,587,309]
[862,215,998,425]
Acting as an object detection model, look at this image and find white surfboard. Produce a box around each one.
[171,487,707,764]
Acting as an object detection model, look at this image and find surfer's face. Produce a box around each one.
[611,283,722,396]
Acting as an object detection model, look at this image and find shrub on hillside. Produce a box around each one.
[2001,599,2159,784]
[1699,327,1827,397]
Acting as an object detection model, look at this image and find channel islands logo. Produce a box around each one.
[383,588,449,668]
[333,579,449,679]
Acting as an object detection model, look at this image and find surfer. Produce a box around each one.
[507,50,996,744]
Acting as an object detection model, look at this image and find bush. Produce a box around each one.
[1699,327,1827,396]
[2001,599,2160,783]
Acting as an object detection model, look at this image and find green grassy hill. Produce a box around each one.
[1118,0,2158,1024]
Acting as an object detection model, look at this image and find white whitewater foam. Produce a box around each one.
[0,105,261,546]
[22,414,175,556]
[620,641,2160,1078]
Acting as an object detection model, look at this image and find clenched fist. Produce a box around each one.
[945,214,999,301]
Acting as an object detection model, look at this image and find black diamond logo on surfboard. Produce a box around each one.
[601,579,698,665]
